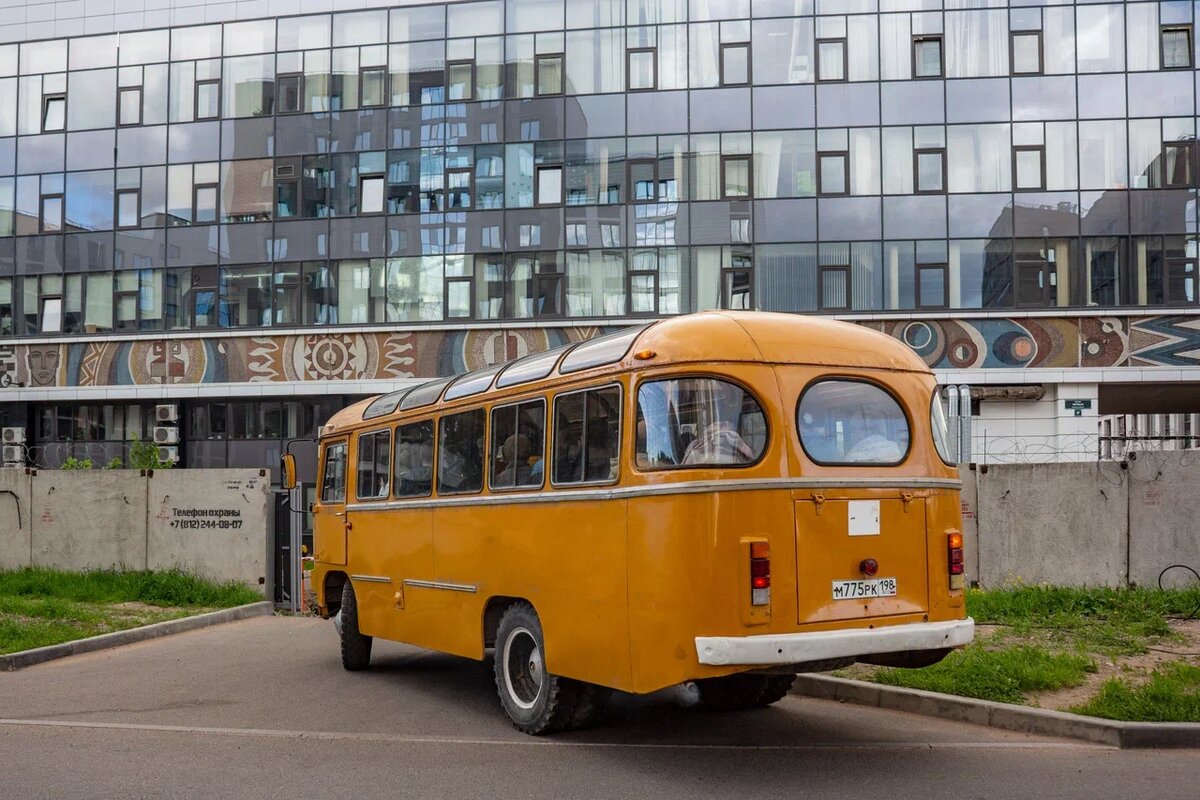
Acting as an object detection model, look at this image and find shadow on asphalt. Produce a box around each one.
[356,645,868,746]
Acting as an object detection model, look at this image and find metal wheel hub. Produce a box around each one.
[503,626,544,710]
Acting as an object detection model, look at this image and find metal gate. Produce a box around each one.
[273,484,312,611]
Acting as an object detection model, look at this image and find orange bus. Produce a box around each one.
[291,311,973,734]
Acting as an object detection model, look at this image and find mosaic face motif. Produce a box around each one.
[24,345,62,387]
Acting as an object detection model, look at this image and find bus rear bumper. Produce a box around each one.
[695,618,975,666]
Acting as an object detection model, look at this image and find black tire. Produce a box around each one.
[339,581,372,671]
[567,682,612,730]
[753,675,796,708]
[493,602,578,735]
[691,674,769,712]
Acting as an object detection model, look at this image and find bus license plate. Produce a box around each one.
[832,578,897,600]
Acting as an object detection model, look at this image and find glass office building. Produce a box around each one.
[0,0,1198,472]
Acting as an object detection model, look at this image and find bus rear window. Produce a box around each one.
[636,378,766,468]
[797,380,910,465]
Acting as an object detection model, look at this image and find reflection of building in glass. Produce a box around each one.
[0,0,1199,468]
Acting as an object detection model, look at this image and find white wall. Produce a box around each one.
[970,384,1099,464]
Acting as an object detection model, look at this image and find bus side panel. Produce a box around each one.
[351,507,434,640]
[626,490,798,694]
[430,499,633,689]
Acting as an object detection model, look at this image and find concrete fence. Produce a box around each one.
[961,450,1200,589]
[0,468,272,594]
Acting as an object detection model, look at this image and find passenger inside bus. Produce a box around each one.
[394,421,434,496]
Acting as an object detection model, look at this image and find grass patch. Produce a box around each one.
[966,585,1199,655]
[1070,662,1200,723]
[0,567,261,655]
[871,645,1096,704]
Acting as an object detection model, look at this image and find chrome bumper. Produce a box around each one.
[695,618,975,666]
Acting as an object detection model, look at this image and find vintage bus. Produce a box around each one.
[290,311,973,734]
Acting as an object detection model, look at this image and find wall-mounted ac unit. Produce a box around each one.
[2,427,25,444]
[2,444,23,464]
[157,446,179,464]
[276,164,296,178]
[153,426,179,445]
[155,404,179,423]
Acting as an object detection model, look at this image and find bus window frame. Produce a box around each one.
[354,427,394,502]
[795,375,914,468]
[319,439,348,504]
[487,396,548,493]
[550,382,624,489]
[630,372,771,473]
[392,418,436,500]
[436,407,488,497]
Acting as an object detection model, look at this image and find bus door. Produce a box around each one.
[314,439,349,566]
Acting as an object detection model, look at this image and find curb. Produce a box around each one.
[0,601,275,672]
[791,674,1200,749]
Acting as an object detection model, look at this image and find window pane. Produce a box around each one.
[536,54,563,94]
[43,97,65,131]
[636,378,766,468]
[490,400,546,489]
[819,154,846,194]
[553,386,620,484]
[916,151,943,192]
[195,186,217,222]
[798,380,910,465]
[628,49,655,89]
[1015,149,1042,189]
[361,68,386,106]
[722,44,748,85]
[1162,29,1192,69]
[537,166,562,204]
[724,158,749,198]
[818,41,844,81]
[448,61,473,100]
[321,443,347,502]
[394,420,434,498]
[42,196,63,230]
[361,176,384,213]
[355,429,392,500]
[438,409,485,494]
[119,88,141,125]
[1012,32,1040,73]
[41,297,63,333]
[914,38,941,77]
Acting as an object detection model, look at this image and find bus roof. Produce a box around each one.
[323,311,928,434]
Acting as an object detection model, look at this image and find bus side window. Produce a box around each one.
[490,399,546,490]
[438,409,486,495]
[355,429,392,500]
[320,442,347,503]
[393,420,434,498]
[553,386,621,485]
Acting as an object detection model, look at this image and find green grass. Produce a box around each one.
[1070,662,1200,723]
[0,567,261,655]
[871,645,1097,704]
[965,585,1200,655]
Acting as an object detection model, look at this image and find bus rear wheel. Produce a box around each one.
[691,674,771,712]
[753,674,796,707]
[338,582,372,671]
[494,602,578,735]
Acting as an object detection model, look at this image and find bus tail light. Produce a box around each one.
[948,531,965,590]
[750,542,770,606]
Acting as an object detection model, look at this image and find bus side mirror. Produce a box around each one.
[281,453,297,490]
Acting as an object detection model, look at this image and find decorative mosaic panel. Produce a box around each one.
[2,316,1197,390]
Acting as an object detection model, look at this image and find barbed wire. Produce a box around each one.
[1,442,157,470]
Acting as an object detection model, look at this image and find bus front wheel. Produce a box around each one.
[494,602,578,734]
[338,582,372,671]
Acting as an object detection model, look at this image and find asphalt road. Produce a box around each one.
[1,616,1196,800]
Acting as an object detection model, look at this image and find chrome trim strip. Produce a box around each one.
[345,476,961,512]
[403,579,478,594]
[696,618,976,666]
[350,574,392,584]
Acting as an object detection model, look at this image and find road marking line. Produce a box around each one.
[0,719,1110,751]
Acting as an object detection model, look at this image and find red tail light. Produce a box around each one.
[948,531,965,589]
[750,542,770,606]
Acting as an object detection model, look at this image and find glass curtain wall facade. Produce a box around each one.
[0,0,1198,340]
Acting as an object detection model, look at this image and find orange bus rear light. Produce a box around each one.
[947,531,965,582]
[750,552,771,606]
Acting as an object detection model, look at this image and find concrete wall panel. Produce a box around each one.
[1128,452,1200,588]
[146,469,270,591]
[976,462,1128,588]
[0,468,32,570]
[30,470,148,571]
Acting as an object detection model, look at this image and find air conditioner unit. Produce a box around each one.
[2,444,23,464]
[276,164,296,178]
[153,426,179,445]
[2,427,25,444]
[157,446,179,464]
[155,404,178,423]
